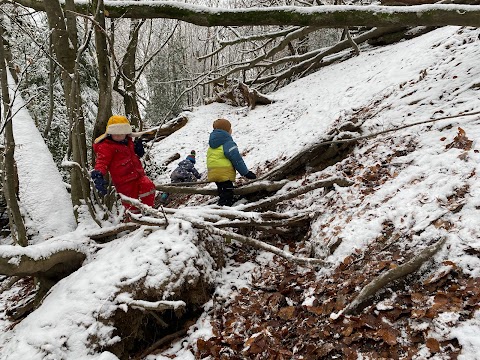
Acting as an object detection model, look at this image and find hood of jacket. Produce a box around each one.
[209,129,232,148]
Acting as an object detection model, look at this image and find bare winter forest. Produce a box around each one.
[1,1,480,359]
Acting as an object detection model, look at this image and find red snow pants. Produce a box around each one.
[116,175,156,212]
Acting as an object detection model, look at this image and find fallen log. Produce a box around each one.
[213,213,310,229]
[261,121,362,182]
[88,223,141,242]
[0,243,86,277]
[132,115,188,142]
[240,176,353,211]
[343,237,446,315]
[155,179,289,196]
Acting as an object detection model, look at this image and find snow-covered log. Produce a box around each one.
[12,0,480,27]
[0,240,87,277]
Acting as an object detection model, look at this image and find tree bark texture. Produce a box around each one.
[92,0,113,142]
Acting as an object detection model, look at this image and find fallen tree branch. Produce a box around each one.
[88,223,141,242]
[155,179,289,195]
[119,197,323,265]
[192,219,326,266]
[262,122,362,181]
[213,213,310,229]
[160,152,180,168]
[312,110,480,147]
[121,195,298,223]
[240,176,353,211]
[261,110,480,182]
[117,294,186,312]
[132,115,188,142]
[343,237,447,315]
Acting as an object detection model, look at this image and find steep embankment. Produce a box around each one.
[157,26,480,359]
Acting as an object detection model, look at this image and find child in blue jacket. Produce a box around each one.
[206,118,256,206]
[159,151,201,203]
[171,150,201,183]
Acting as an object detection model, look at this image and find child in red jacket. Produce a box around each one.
[91,115,156,213]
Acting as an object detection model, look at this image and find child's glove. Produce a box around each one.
[91,170,107,196]
[134,138,145,157]
[244,171,257,179]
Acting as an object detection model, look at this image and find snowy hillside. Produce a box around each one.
[1,25,480,359]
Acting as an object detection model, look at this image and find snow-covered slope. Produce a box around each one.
[1,26,480,359]
[151,26,480,359]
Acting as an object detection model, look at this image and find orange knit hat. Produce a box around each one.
[106,115,132,135]
[213,118,231,133]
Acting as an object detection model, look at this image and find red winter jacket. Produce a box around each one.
[93,137,146,186]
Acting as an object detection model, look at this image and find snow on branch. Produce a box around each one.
[116,293,186,312]
[191,218,326,266]
[119,197,324,266]
[9,1,480,27]
[0,241,87,276]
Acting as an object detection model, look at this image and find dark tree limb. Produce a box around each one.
[240,176,353,211]
[132,115,188,142]
[343,237,447,315]
[88,223,141,242]
[160,152,181,168]
[155,179,289,196]
[261,121,363,182]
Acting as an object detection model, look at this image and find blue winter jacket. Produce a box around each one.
[208,129,249,176]
[171,159,201,183]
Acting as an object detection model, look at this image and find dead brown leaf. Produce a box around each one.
[277,306,296,320]
[426,338,441,353]
[376,327,398,345]
[446,127,473,151]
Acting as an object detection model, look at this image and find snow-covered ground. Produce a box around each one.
[1,25,480,359]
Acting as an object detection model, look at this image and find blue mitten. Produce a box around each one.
[91,170,107,196]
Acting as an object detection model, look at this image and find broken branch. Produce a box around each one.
[343,237,446,315]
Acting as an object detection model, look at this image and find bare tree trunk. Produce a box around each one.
[0,19,27,246]
[113,19,143,129]
[44,0,88,212]
[43,34,55,138]
[91,0,112,142]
